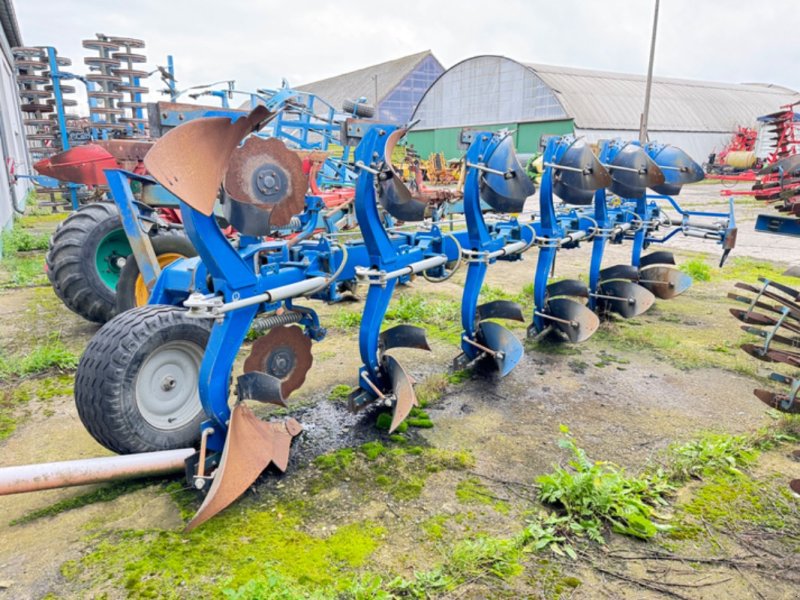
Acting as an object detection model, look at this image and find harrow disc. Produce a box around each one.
[552,138,611,205]
[378,128,427,221]
[243,325,313,400]
[480,134,535,212]
[223,136,307,233]
[607,143,664,199]
[144,106,273,215]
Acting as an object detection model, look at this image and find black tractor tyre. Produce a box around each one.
[342,99,375,119]
[75,305,212,454]
[115,231,197,314]
[46,203,127,324]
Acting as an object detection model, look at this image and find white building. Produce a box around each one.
[0,0,31,255]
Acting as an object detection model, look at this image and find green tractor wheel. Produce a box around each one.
[47,203,132,323]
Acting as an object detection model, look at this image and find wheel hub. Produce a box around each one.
[135,340,204,430]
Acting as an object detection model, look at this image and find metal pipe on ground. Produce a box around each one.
[0,448,194,495]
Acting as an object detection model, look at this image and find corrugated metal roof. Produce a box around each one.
[297,50,441,112]
[525,62,800,132]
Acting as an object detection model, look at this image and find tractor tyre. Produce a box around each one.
[75,305,212,454]
[46,202,130,324]
[115,231,196,314]
[342,99,375,118]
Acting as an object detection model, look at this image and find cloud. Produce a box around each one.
[14,0,800,117]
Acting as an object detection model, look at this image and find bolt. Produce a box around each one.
[161,375,177,392]
[115,256,127,269]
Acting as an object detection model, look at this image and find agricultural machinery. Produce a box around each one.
[728,276,800,493]
[0,104,738,527]
[36,78,372,324]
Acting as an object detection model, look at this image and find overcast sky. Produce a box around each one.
[14,0,800,114]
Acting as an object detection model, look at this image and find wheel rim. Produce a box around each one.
[135,340,204,430]
[95,228,132,290]
[133,252,186,306]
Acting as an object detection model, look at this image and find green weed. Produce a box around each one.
[535,426,672,546]
[680,258,711,282]
[0,334,79,381]
[332,310,362,329]
[1,221,50,253]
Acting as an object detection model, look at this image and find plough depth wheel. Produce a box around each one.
[75,305,211,454]
[46,203,132,323]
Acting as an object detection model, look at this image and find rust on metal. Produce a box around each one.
[243,325,313,399]
[0,448,194,495]
[753,389,800,414]
[185,405,302,531]
[638,266,692,299]
[144,106,273,216]
[223,136,307,228]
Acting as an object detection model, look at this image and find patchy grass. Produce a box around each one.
[331,309,362,329]
[328,384,353,403]
[384,292,462,345]
[717,256,797,285]
[0,334,79,382]
[680,257,712,282]
[0,253,47,288]
[536,426,673,548]
[0,374,73,440]
[76,507,385,597]
[456,477,510,514]
[10,481,152,526]
[1,220,50,253]
[593,313,758,376]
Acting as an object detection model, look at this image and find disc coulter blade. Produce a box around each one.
[144,106,272,215]
[223,136,307,229]
[243,325,313,400]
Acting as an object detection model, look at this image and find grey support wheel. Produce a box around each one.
[75,305,212,454]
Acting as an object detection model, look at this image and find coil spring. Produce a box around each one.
[250,311,303,334]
